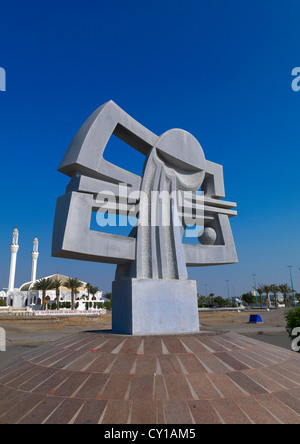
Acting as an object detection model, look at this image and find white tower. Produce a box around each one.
[31,237,39,282]
[8,228,19,292]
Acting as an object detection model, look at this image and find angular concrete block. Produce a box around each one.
[112,279,199,335]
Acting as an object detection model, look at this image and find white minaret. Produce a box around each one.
[31,237,39,282]
[8,228,19,292]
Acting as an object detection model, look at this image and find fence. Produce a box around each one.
[0,307,107,316]
[34,309,107,316]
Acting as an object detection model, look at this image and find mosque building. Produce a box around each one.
[0,228,104,310]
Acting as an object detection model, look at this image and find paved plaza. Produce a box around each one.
[0,323,299,424]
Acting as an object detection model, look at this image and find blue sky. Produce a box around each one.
[0,0,300,297]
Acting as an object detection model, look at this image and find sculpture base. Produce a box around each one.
[112,278,199,335]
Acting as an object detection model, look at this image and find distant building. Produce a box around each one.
[19,273,103,310]
[1,229,103,309]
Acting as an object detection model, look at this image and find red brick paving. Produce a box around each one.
[0,331,300,424]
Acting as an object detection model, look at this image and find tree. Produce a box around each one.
[33,278,55,310]
[260,284,274,309]
[85,283,92,299]
[214,296,227,308]
[241,292,256,306]
[207,293,215,308]
[104,292,112,301]
[52,277,62,310]
[278,284,295,308]
[104,301,112,311]
[90,286,99,300]
[65,278,82,310]
[197,295,207,307]
[253,286,264,308]
[271,284,279,309]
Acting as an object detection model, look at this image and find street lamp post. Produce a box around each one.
[288,266,296,307]
[226,280,230,307]
[232,286,236,307]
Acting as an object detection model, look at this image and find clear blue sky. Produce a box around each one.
[0,0,300,297]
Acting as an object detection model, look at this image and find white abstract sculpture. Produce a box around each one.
[52,101,237,334]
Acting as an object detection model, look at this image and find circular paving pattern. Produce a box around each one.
[0,330,300,424]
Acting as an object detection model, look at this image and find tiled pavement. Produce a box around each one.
[0,331,300,424]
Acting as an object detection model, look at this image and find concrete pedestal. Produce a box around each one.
[112,278,199,335]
